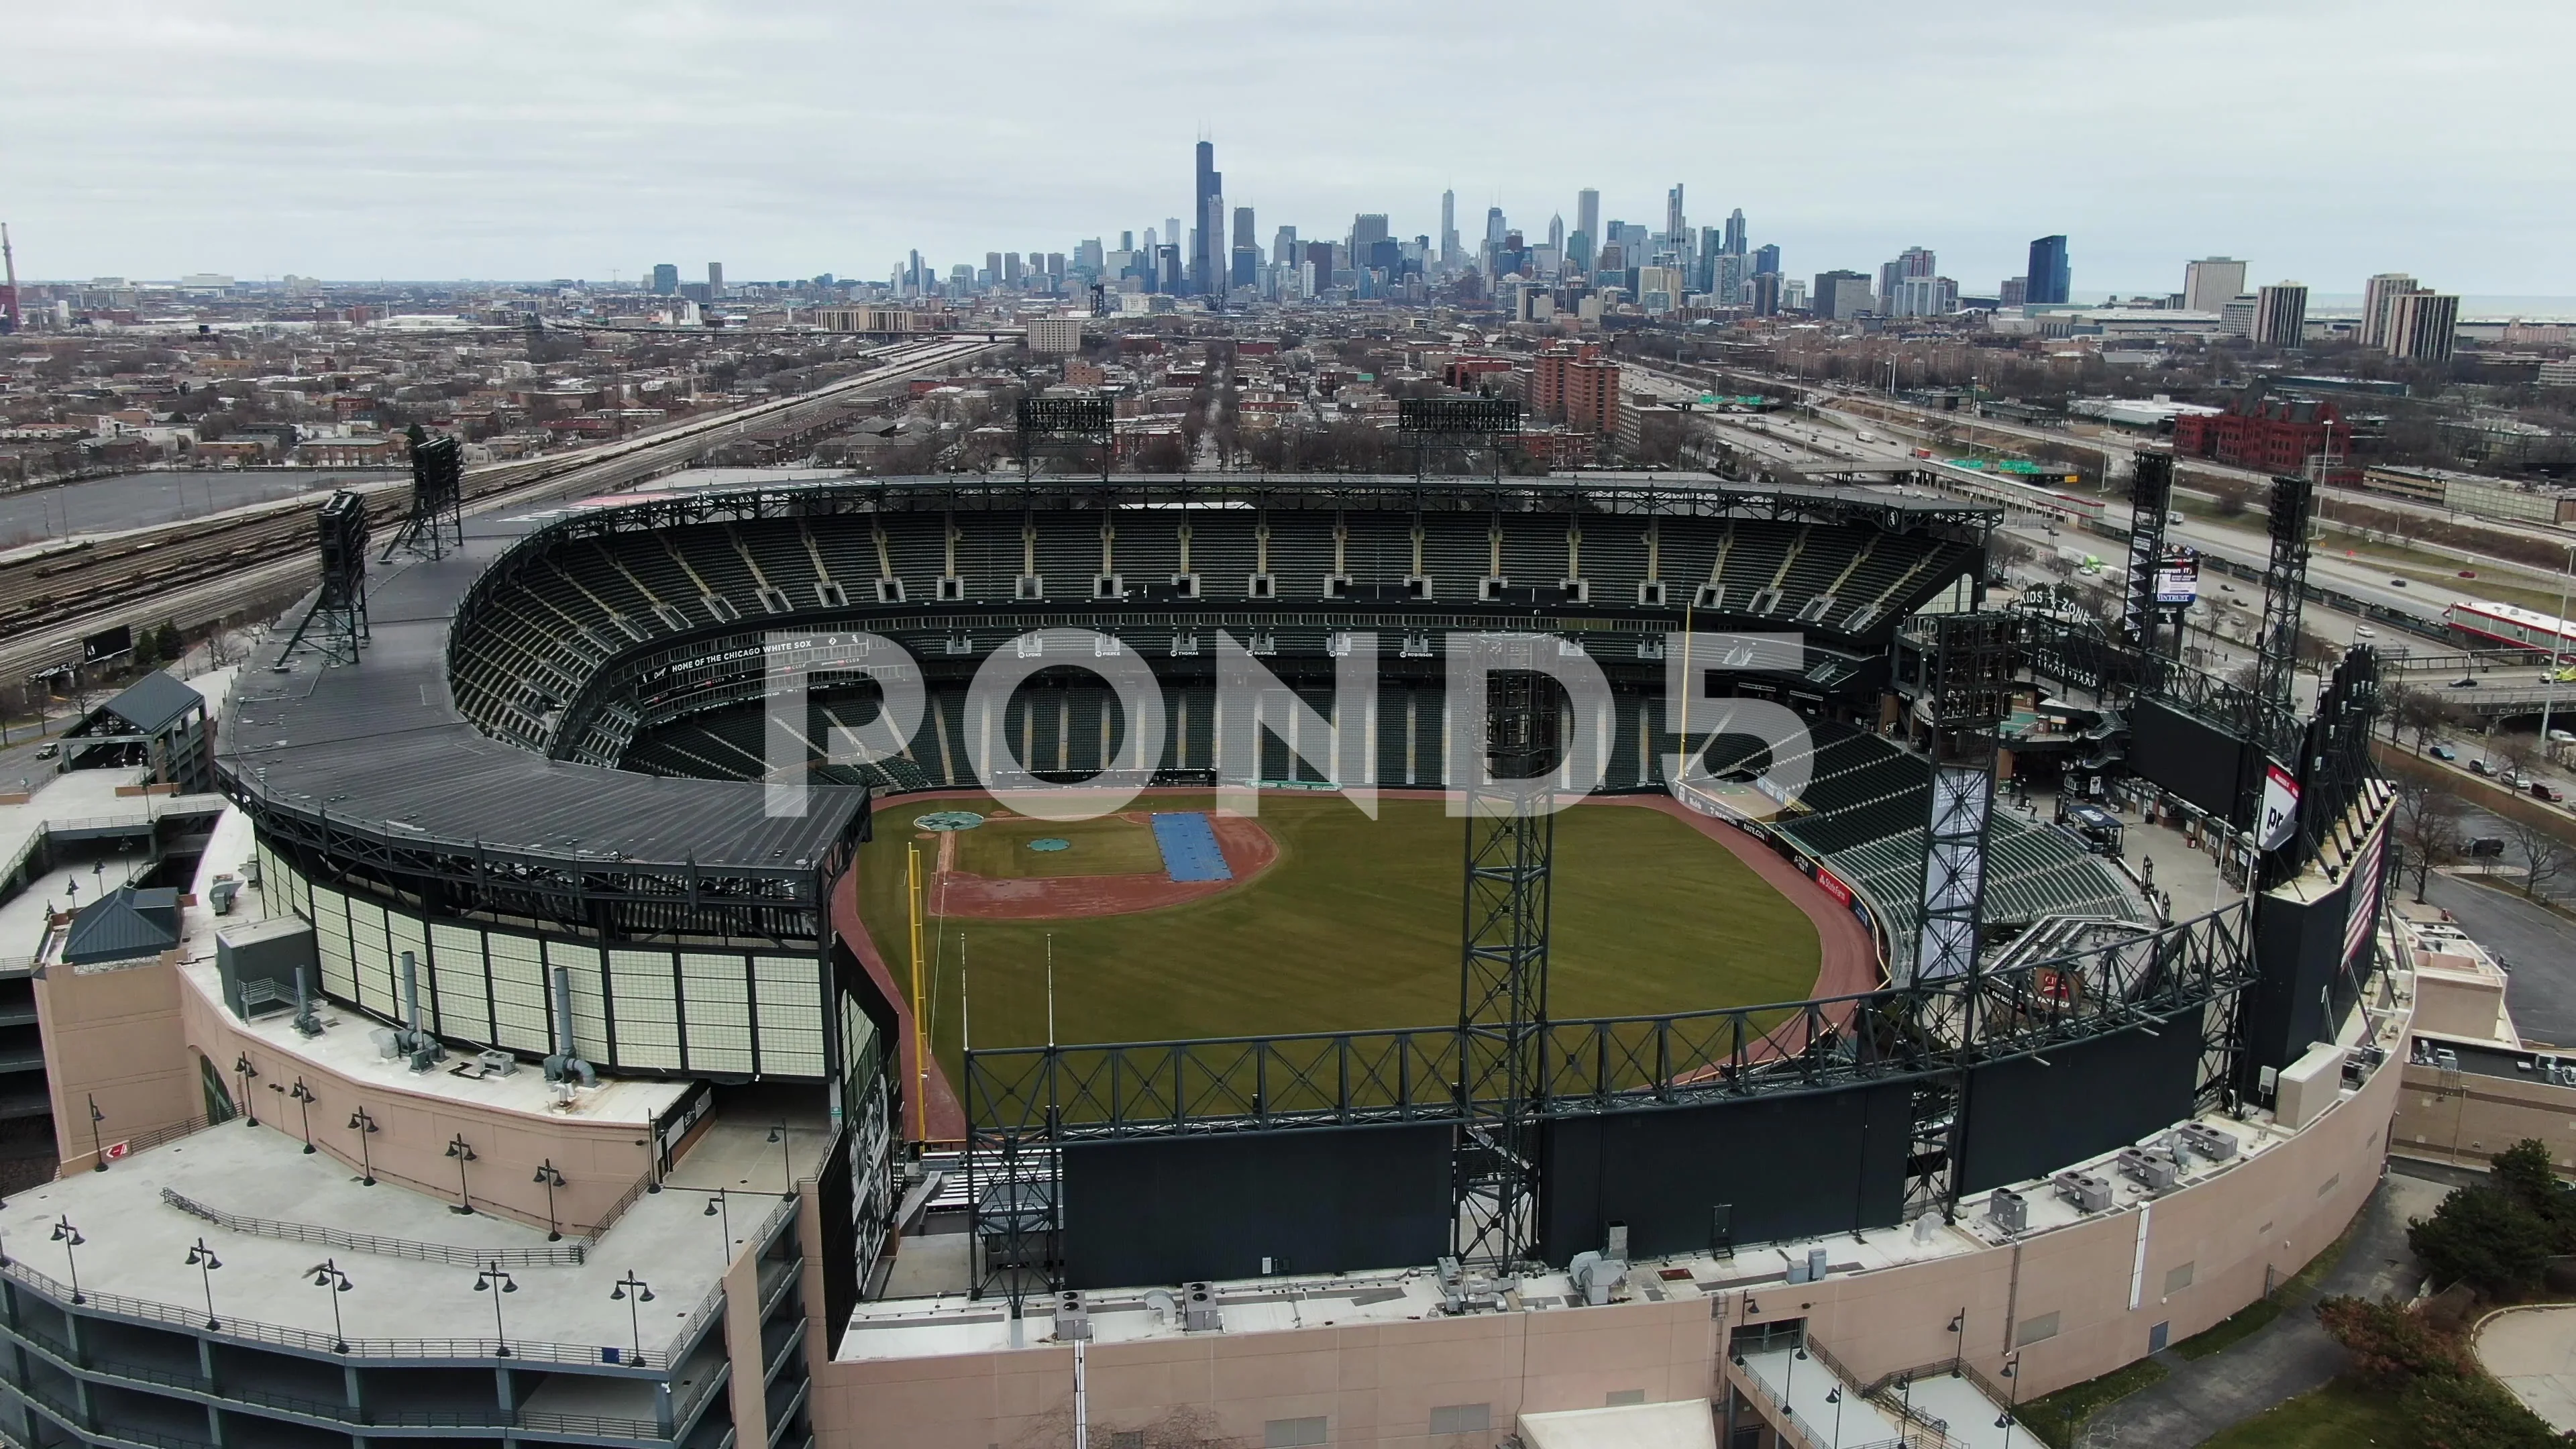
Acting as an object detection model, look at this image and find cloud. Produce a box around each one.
[1,0,2564,294]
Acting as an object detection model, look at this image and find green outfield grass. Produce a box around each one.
[951,811,1164,879]
[855,793,1824,1083]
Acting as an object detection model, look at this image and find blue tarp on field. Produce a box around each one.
[1150,812,1234,882]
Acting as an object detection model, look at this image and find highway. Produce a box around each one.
[0,335,1004,684]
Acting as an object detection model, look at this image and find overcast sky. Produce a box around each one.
[4,0,2566,298]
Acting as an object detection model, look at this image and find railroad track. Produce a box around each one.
[0,337,997,680]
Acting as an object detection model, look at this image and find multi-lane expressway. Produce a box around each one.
[0,335,1004,683]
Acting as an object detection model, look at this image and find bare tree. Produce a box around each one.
[2398,687,2454,754]
[2393,777,2467,901]
[2496,734,2542,784]
[2508,817,2569,900]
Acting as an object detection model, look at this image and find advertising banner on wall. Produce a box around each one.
[2257,761,2302,851]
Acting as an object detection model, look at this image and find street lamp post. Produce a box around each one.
[184,1238,223,1329]
[50,1218,85,1304]
[2540,544,2574,753]
[445,1134,478,1215]
[611,1271,656,1363]
[474,1263,518,1356]
[1998,1352,2023,1446]
[347,1109,380,1185]
[533,1161,566,1241]
[705,1191,733,1260]
[1824,1385,1845,1448]
[290,1079,317,1153]
[87,1095,107,1172]
[1949,1310,1966,1374]
[768,1123,796,1199]
[308,1258,354,1352]
[233,1054,259,1126]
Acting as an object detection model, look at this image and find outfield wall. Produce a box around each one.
[802,991,2404,1449]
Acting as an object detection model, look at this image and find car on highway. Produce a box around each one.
[2461,570,2477,578]
[2390,578,2408,588]
[2469,758,2495,775]
[2471,837,2507,858]
[2355,626,2376,639]
[2452,676,2479,688]
[2430,745,2458,761]
[2535,782,2567,804]
[33,743,57,760]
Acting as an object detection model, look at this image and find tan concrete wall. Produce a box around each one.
[176,980,655,1237]
[723,1226,771,1447]
[2392,1060,2576,1173]
[804,1046,2402,1449]
[37,952,201,1171]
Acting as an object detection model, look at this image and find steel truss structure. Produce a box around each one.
[384,434,466,563]
[960,903,2255,1297]
[1452,656,1556,1270]
[1900,612,2018,1219]
[2120,450,2176,654]
[2250,475,2315,726]
[1016,398,1116,480]
[282,490,372,667]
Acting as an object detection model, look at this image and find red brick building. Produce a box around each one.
[1533,342,1620,436]
[2171,394,2357,483]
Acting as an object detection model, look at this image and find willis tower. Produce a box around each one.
[1193,140,1224,298]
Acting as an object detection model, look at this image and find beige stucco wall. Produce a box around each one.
[800,1042,2400,1449]
[174,975,656,1237]
[37,951,201,1171]
[2392,1056,2576,1173]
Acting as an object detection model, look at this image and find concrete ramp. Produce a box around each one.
[1519,1398,1716,1449]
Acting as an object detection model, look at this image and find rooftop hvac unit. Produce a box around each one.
[1181,1282,1222,1333]
[2178,1123,2239,1162]
[2053,1171,2114,1213]
[1807,1247,1829,1281]
[476,1050,519,1078]
[1989,1187,2029,1234]
[1568,1251,1629,1307]
[2117,1148,2178,1191]
[1054,1291,1092,1342]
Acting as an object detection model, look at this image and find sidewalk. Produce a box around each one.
[2081,1169,2443,1447]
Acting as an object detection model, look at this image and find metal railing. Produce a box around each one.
[159,1188,589,1267]
[0,1254,661,1371]
[965,900,2254,1139]
[5,1319,665,1442]
[669,1192,801,1364]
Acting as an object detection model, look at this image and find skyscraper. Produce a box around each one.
[1440,191,1459,270]
[706,262,724,294]
[2384,290,2459,362]
[649,263,678,296]
[2025,235,2071,305]
[2183,258,2249,314]
[1752,244,1780,277]
[1351,213,1390,256]
[2252,282,2310,346]
[1274,226,1299,267]
[1192,142,1222,295]
[1547,214,1565,258]
[2360,272,2422,350]
[1664,184,1686,250]
[1575,189,1600,250]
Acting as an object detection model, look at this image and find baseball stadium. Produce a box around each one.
[0,462,2406,1449]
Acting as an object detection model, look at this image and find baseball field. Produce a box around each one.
[852,791,1824,1081]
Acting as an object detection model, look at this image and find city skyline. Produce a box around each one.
[0,1,2564,294]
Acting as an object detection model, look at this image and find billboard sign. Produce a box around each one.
[80,624,133,663]
[2154,548,2200,607]
[2257,761,2302,851]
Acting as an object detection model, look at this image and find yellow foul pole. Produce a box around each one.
[907,842,927,1142]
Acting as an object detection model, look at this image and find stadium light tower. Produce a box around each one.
[1451,646,1557,1269]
